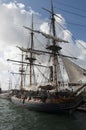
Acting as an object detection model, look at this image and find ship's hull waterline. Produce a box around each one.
[11,94,83,113]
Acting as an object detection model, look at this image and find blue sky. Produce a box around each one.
[1,0,86,41]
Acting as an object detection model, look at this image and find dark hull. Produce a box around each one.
[11,95,83,113]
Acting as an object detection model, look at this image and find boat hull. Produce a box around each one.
[11,95,83,113]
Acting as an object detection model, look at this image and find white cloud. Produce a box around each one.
[3,2,17,9]
[0,2,42,90]
[55,14,66,26]
[40,22,49,34]
[17,3,25,9]
[3,2,25,9]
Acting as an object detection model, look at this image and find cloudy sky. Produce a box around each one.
[0,0,86,90]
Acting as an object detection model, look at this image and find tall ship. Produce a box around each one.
[8,0,86,113]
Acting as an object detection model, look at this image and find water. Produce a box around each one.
[0,99,86,130]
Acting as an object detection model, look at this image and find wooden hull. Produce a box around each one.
[11,95,83,113]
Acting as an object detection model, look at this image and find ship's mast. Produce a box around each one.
[20,50,24,89]
[8,77,12,90]
[30,15,34,86]
[7,49,26,90]
[51,0,58,90]
[26,15,36,86]
[44,0,62,90]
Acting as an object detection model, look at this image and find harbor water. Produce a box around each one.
[0,98,86,130]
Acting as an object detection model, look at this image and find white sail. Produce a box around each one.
[23,26,69,43]
[62,57,86,83]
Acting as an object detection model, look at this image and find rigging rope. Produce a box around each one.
[54,0,86,12]
[36,66,49,83]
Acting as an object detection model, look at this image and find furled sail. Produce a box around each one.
[23,26,69,43]
[62,57,86,83]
